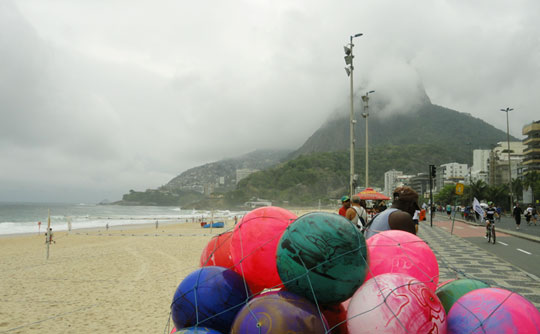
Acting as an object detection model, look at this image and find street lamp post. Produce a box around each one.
[344,33,363,197]
[362,90,375,188]
[501,107,514,210]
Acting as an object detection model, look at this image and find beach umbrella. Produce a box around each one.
[355,188,390,200]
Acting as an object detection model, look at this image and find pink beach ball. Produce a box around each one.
[347,273,447,333]
[230,206,297,293]
[366,230,439,291]
[447,287,540,333]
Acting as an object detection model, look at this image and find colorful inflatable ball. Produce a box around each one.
[230,206,297,293]
[447,287,540,333]
[171,266,250,333]
[174,327,223,334]
[231,290,327,333]
[321,302,349,334]
[366,230,439,291]
[437,278,457,290]
[347,273,447,333]
[276,212,368,304]
[436,278,489,314]
[200,231,234,268]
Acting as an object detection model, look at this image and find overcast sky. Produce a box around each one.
[1,0,539,203]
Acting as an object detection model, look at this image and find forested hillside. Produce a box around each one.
[225,143,468,207]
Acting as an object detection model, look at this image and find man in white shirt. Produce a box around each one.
[346,195,368,231]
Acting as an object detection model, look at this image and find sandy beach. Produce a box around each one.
[0,220,234,333]
[0,209,319,333]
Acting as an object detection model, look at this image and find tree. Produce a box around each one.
[485,184,508,210]
[511,178,523,202]
[523,171,540,204]
[434,184,456,206]
[469,180,487,203]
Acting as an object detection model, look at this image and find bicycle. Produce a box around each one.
[486,219,496,244]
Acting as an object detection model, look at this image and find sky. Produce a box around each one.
[1,0,539,203]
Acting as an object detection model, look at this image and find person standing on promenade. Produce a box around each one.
[446,204,452,218]
[513,202,523,230]
[339,196,351,217]
[526,204,537,226]
[364,186,419,239]
[346,195,368,231]
[412,209,420,233]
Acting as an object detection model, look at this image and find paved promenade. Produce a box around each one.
[416,216,540,309]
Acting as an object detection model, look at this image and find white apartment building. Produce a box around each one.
[384,170,403,197]
[472,149,490,173]
[440,162,468,180]
[493,141,525,161]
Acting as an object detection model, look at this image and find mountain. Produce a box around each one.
[292,102,516,162]
[162,149,292,192]
[117,98,517,207]
[115,149,291,206]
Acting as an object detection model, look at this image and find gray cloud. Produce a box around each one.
[1,0,539,202]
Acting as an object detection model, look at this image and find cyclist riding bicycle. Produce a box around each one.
[484,201,498,238]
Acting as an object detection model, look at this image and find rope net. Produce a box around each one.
[167,208,539,334]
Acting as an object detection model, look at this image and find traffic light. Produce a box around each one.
[431,165,437,178]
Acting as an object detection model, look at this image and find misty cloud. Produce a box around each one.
[1,0,539,202]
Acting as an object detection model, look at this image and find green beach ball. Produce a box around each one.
[276,212,368,305]
[436,278,490,314]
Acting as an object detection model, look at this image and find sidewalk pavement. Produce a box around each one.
[416,218,540,309]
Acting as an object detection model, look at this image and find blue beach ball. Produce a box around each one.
[171,266,250,333]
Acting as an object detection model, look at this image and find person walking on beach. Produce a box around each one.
[346,196,368,231]
[365,186,419,239]
[155,220,159,229]
[45,228,55,244]
[339,196,351,217]
[513,202,523,230]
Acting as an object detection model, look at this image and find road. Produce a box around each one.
[430,214,540,279]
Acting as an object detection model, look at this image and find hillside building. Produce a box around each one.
[236,168,259,184]
[522,121,540,175]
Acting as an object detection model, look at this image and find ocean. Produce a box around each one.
[0,202,245,236]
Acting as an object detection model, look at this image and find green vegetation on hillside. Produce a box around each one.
[293,104,513,158]
[118,188,204,206]
[225,143,469,206]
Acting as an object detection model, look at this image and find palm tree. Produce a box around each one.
[511,178,523,202]
[469,179,487,203]
[485,184,509,210]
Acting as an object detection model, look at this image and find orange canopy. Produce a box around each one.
[355,187,390,200]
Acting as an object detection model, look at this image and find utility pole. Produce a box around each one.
[344,33,363,197]
[362,91,375,188]
[501,107,514,211]
[429,165,436,227]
